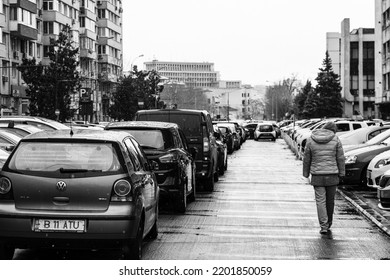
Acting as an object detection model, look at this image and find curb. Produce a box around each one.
[338,189,390,237]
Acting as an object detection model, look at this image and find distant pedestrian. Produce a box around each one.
[302,121,345,234]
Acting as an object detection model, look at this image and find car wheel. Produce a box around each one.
[0,244,15,260]
[175,182,187,213]
[204,174,214,192]
[359,166,369,190]
[214,170,219,182]
[224,156,228,171]
[219,164,225,176]
[123,217,144,260]
[272,137,276,142]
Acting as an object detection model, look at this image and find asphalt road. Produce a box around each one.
[13,138,390,259]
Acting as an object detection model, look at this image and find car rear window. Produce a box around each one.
[259,125,273,132]
[137,113,201,137]
[120,129,174,150]
[6,142,123,176]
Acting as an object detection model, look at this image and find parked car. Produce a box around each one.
[216,124,235,154]
[0,130,22,151]
[216,122,240,151]
[214,121,243,147]
[243,122,259,139]
[213,125,228,176]
[0,116,69,130]
[343,136,390,187]
[0,129,159,260]
[0,122,42,138]
[378,170,390,210]
[105,121,196,213]
[0,149,9,169]
[343,128,390,152]
[367,150,390,189]
[135,109,218,191]
[254,123,277,141]
[339,125,390,149]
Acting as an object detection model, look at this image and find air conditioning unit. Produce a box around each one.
[80,7,85,14]
[2,76,9,82]
[119,7,123,13]
[38,9,42,16]
[98,54,103,60]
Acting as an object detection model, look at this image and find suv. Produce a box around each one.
[135,109,218,191]
[0,116,69,130]
[105,121,197,213]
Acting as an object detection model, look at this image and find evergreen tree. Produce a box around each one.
[294,80,313,118]
[314,51,343,118]
[18,25,80,121]
[302,89,321,118]
[109,67,163,120]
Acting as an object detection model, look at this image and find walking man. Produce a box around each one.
[302,121,345,234]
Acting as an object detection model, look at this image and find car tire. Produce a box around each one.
[272,137,276,142]
[0,244,15,260]
[214,170,219,182]
[219,163,225,176]
[224,156,228,171]
[175,182,187,213]
[123,217,144,260]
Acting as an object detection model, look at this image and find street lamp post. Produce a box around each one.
[130,54,144,73]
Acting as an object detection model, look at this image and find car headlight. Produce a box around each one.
[345,155,357,165]
[375,159,390,169]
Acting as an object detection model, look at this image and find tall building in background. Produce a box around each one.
[327,18,376,119]
[144,60,220,88]
[376,0,390,120]
[0,0,123,122]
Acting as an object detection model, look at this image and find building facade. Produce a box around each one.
[327,18,376,119]
[376,0,390,120]
[0,0,122,122]
[144,60,220,88]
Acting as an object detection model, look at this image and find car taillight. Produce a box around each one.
[111,179,132,202]
[159,153,179,163]
[203,137,210,153]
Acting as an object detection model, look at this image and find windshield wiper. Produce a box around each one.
[60,168,102,173]
[380,142,388,146]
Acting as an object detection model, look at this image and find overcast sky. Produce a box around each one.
[122,0,375,86]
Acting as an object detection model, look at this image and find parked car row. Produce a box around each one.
[281,117,390,212]
[0,110,245,260]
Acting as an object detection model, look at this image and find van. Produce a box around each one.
[135,109,218,191]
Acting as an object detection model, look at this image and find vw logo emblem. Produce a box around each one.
[56,181,67,191]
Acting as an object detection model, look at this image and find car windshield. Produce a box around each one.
[123,129,174,150]
[259,125,273,132]
[7,142,122,174]
[366,129,390,145]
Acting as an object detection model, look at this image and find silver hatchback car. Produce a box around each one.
[0,129,159,259]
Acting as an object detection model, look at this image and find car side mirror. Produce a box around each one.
[213,131,220,139]
[5,145,15,152]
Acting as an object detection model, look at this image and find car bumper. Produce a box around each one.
[342,165,364,185]
[0,202,140,249]
[378,185,390,210]
[367,167,390,189]
[195,159,212,179]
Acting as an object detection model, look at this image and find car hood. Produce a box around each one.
[345,144,389,156]
[370,150,390,163]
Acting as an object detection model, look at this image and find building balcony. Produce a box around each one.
[98,72,119,83]
[9,22,37,40]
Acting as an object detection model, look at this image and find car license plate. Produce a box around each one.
[34,219,86,232]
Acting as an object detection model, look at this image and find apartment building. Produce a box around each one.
[0,0,122,122]
[144,60,220,88]
[327,18,376,119]
[376,0,390,120]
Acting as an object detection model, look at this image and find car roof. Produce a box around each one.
[136,109,209,115]
[0,116,69,129]
[22,128,132,142]
[106,121,178,130]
